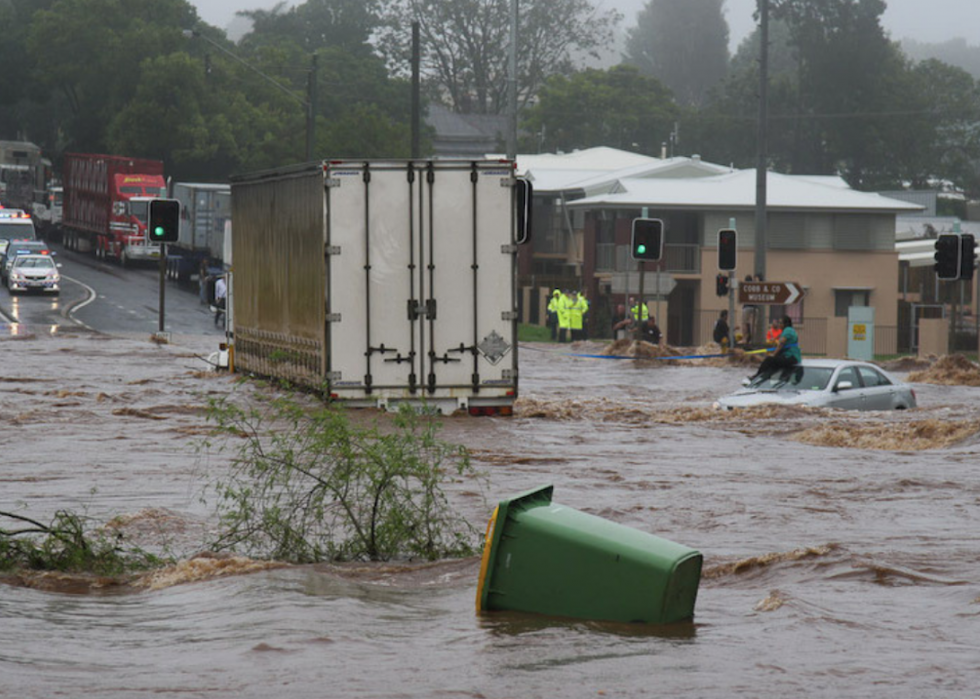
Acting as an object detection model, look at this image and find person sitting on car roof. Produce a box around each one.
[747,315,800,382]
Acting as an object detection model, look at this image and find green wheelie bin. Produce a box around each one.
[476,485,702,624]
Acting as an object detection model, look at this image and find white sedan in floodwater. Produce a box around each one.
[714,358,917,411]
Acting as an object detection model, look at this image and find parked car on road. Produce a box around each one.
[714,359,917,411]
[6,253,61,295]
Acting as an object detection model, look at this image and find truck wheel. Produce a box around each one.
[120,249,128,268]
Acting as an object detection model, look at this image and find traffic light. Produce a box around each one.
[960,233,977,281]
[715,274,729,297]
[718,228,737,271]
[934,233,960,280]
[148,198,180,243]
[630,218,663,261]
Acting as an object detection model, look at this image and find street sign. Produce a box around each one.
[738,281,803,305]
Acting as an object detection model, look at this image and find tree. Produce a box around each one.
[204,393,480,563]
[27,0,198,154]
[768,0,904,185]
[520,65,680,155]
[885,59,980,196]
[624,0,729,107]
[377,0,621,115]
[239,0,381,55]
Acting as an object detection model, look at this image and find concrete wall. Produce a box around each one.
[698,248,900,328]
[825,316,848,358]
[918,317,948,357]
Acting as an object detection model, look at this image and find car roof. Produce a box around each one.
[800,358,880,370]
[12,254,54,261]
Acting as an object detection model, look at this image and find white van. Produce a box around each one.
[0,209,37,256]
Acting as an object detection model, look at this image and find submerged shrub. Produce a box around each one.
[0,509,165,576]
[202,392,481,563]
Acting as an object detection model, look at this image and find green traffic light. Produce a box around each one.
[637,244,646,254]
[154,227,164,237]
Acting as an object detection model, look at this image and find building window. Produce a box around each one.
[834,289,870,317]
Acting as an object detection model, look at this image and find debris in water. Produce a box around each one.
[112,407,167,420]
[793,419,980,450]
[134,554,286,590]
[604,339,681,360]
[754,590,787,612]
[907,355,980,387]
[702,545,837,580]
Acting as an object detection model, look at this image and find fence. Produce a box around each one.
[696,310,830,354]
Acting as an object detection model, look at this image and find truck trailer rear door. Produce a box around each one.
[325,160,517,413]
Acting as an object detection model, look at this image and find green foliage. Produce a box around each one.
[9,0,420,179]
[203,392,481,563]
[521,65,679,155]
[624,0,729,107]
[518,323,553,342]
[241,0,382,55]
[0,510,166,576]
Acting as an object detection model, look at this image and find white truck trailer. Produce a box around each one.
[166,182,231,282]
[229,159,529,415]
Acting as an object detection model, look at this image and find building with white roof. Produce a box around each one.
[517,148,925,354]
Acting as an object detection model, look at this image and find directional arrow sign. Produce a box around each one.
[738,281,804,305]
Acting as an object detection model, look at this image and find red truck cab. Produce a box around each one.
[62,153,167,265]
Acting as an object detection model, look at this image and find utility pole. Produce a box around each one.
[506,0,518,159]
[307,53,317,162]
[752,0,770,347]
[411,22,421,159]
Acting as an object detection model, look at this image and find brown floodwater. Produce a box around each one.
[2,330,980,697]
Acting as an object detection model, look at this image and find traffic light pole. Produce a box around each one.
[635,260,646,341]
[728,271,735,349]
[159,244,166,334]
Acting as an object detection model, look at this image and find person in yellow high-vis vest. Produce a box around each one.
[568,291,589,341]
[557,290,572,343]
[546,288,561,340]
[630,298,649,323]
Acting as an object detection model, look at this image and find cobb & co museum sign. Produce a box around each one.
[738,281,804,305]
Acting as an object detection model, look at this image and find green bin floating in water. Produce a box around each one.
[476,485,702,624]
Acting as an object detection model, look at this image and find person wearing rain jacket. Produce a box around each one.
[557,290,572,342]
[568,291,589,341]
[631,298,649,323]
[546,288,561,340]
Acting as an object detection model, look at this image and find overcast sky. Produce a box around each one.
[193,0,980,53]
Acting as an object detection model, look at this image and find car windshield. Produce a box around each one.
[130,200,149,223]
[14,256,55,269]
[750,366,834,391]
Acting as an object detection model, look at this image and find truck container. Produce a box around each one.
[165,182,231,282]
[34,185,63,238]
[0,140,48,211]
[60,153,166,265]
[230,159,525,415]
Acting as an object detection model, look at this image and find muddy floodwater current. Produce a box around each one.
[2,331,980,698]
